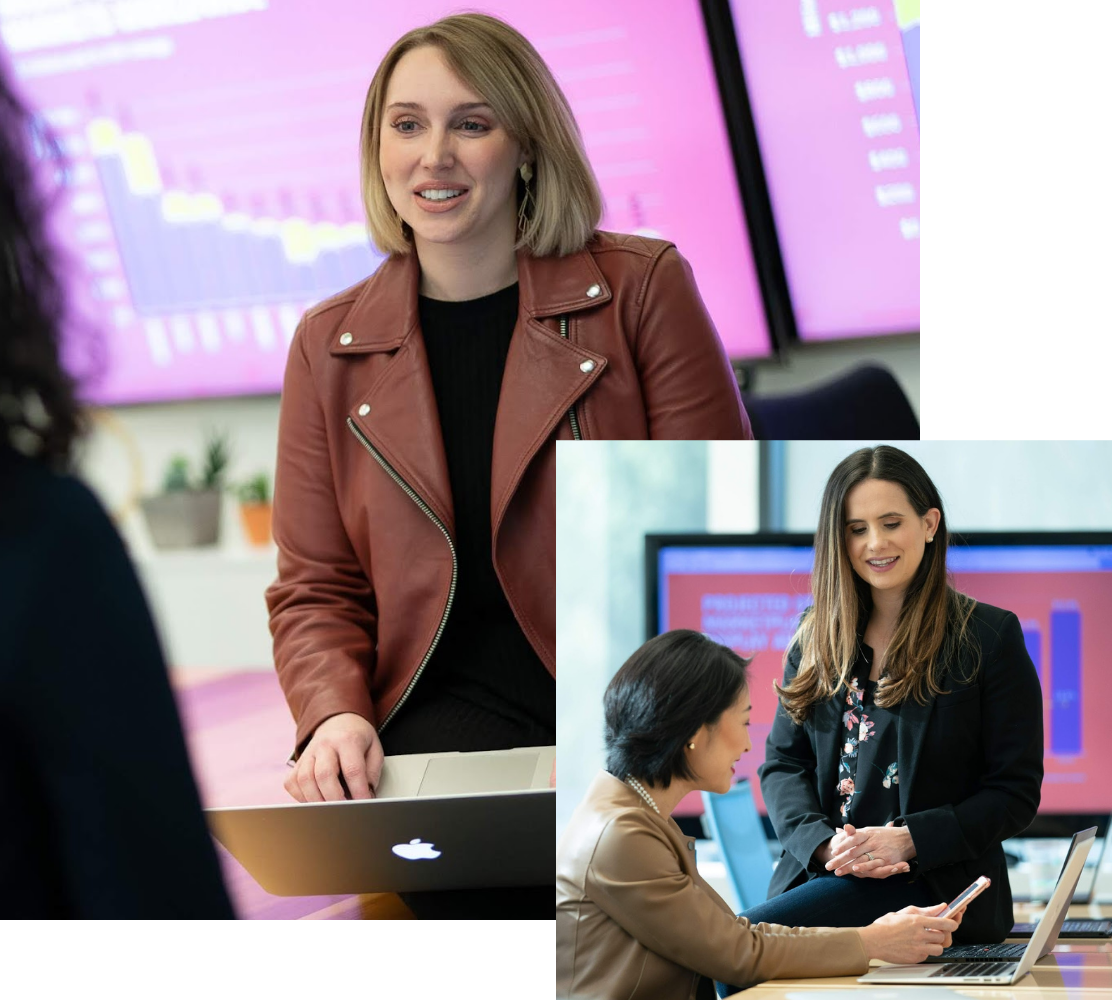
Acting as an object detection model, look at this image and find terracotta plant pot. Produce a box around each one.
[239,501,273,547]
[140,490,223,549]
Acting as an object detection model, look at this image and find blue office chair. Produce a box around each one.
[701,779,775,911]
[741,364,919,440]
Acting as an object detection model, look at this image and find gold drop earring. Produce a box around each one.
[517,161,534,232]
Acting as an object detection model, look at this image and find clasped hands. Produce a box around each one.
[819,822,917,879]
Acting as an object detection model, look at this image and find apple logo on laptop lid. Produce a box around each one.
[392,838,441,861]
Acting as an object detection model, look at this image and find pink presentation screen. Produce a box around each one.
[0,1,770,406]
[657,544,1112,817]
[729,0,920,340]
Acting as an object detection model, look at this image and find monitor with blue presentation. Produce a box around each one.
[647,533,1112,818]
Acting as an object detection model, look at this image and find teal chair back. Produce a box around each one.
[701,779,775,911]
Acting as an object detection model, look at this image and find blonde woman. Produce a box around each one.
[267,12,747,917]
[557,631,965,1000]
[268,11,749,800]
[752,445,1043,945]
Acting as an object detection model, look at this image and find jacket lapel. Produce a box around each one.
[896,690,936,818]
[335,253,454,533]
[338,242,618,538]
[814,692,845,813]
[490,245,609,532]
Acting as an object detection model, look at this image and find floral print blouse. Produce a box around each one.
[836,645,901,827]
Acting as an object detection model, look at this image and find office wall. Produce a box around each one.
[78,396,281,670]
[555,440,760,834]
[782,441,1112,531]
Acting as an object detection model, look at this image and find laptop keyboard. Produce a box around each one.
[1062,919,1112,933]
[936,943,1028,961]
[930,961,1016,979]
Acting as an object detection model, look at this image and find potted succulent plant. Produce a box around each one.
[139,429,230,549]
[236,471,273,547]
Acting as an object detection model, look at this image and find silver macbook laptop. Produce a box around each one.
[206,746,555,895]
[859,826,1096,985]
[1012,817,1112,937]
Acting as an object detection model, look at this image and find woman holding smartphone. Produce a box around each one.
[753,445,1043,944]
[557,630,965,1000]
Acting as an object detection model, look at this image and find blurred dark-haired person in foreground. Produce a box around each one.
[0,61,233,917]
[556,630,966,1000]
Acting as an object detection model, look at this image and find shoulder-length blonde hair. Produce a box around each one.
[776,445,979,725]
[359,12,602,258]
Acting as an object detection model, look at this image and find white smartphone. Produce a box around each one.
[940,875,992,917]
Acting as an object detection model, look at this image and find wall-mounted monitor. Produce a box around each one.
[0,0,773,406]
[647,533,1112,819]
[724,0,919,342]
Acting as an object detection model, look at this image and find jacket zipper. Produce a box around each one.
[558,315,583,441]
[346,417,458,733]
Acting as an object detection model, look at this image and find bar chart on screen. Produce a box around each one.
[730,0,920,339]
[2,0,772,403]
[52,107,383,389]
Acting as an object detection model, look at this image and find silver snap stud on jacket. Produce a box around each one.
[586,284,601,298]
[580,360,595,373]
[339,332,353,346]
[358,404,370,416]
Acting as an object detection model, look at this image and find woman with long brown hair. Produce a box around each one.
[749,445,1043,946]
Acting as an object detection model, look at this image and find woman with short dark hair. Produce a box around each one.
[557,630,966,1000]
[753,445,1043,943]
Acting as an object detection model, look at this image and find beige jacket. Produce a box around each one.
[557,772,870,1000]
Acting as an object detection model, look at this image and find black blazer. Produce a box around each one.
[758,602,1043,943]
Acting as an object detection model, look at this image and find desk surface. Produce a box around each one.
[740,986,1109,999]
[729,949,1112,997]
[723,909,1112,998]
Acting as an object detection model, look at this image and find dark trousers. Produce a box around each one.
[716,871,935,996]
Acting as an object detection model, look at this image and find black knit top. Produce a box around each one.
[377,282,555,756]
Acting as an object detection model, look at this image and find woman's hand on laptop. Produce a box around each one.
[285,713,384,802]
[858,903,962,964]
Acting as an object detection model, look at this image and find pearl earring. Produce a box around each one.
[927,536,934,543]
[687,742,695,750]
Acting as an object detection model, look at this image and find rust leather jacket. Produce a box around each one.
[266,231,752,753]
[557,772,869,1000]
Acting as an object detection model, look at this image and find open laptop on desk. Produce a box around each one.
[206,746,554,895]
[858,826,1095,985]
[1012,818,1112,938]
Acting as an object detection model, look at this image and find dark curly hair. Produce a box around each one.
[604,630,751,789]
[0,55,91,467]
